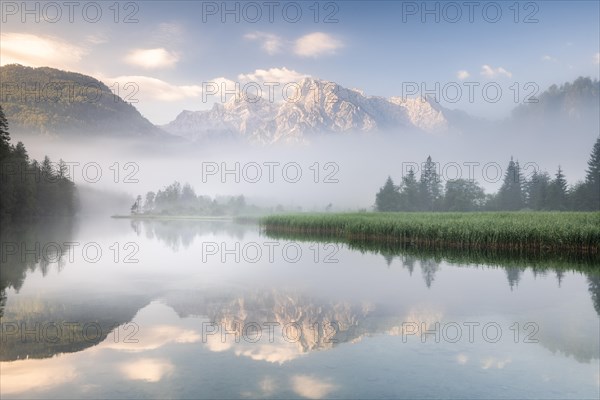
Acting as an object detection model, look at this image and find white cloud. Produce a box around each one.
[456,70,470,80]
[238,67,309,84]
[480,64,513,79]
[481,356,512,370]
[200,76,240,101]
[100,75,202,101]
[0,358,77,395]
[294,32,343,57]
[98,324,201,352]
[245,31,343,58]
[234,344,303,364]
[258,376,276,396]
[203,324,304,364]
[124,48,180,69]
[119,358,174,382]
[291,375,337,399]
[241,376,278,398]
[0,32,87,70]
[244,32,284,55]
[85,34,109,45]
[207,76,237,88]
[594,53,600,65]
[542,55,557,62]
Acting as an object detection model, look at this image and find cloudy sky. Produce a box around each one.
[1,1,599,124]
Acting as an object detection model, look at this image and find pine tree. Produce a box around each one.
[0,105,10,158]
[585,136,600,210]
[398,168,420,211]
[548,166,568,210]
[498,157,524,210]
[419,156,442,211]
[57,159,77,216]
[12,143,36,217]
[0,109,77,219]
[569,181,588,211]
[0,106,13,217]
[37,156,58,216]
[526,170,550,210]
[375,176,401,211]
[131,195,142,214]
[145,191,156,212]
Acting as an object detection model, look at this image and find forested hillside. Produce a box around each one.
[0,64,167,137]
[0,105,77,219]
[512,77,600,122]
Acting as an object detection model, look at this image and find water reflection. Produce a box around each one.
[0,218,598,399]
[589,274,600,315]
[168,287,599,362]
[1,219,75,292]
[1,219,77,319]
[130,219,600,301]
[129,219,249,251]
[0,219,151,360]
[166,289,380,359]
[263,228,600,310]
[1,290,598,398]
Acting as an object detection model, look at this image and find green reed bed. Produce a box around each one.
[261,212,600,254]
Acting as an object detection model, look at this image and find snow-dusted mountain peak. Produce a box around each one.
[163,77,458,144]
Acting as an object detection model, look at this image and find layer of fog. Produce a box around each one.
[11,116,599,215]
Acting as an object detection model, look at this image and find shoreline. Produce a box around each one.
[261,212,600,256]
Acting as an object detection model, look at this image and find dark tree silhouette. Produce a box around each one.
[420,259,439,289]
[506,267,523,291]
[419,156,442,211]
[547,166,568,210]
[587,273,600,316]
[498,157,524,211]
[0,105,77,219]
[399,168,420,211]
[585,137,600,210]
[526,170,550,210]
[375,176,401,211]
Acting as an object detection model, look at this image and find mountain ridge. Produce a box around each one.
[1,65,597,144]
[163,77,457,144]
[163,75,599,144]
[0,64,172,139]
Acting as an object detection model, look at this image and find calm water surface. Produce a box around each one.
[1,218,598,399]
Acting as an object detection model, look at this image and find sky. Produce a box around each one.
[1,0,599,124]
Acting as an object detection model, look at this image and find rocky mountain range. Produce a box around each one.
[163,76,599,145]
[1,65,597,145]
[162,77,466,144]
